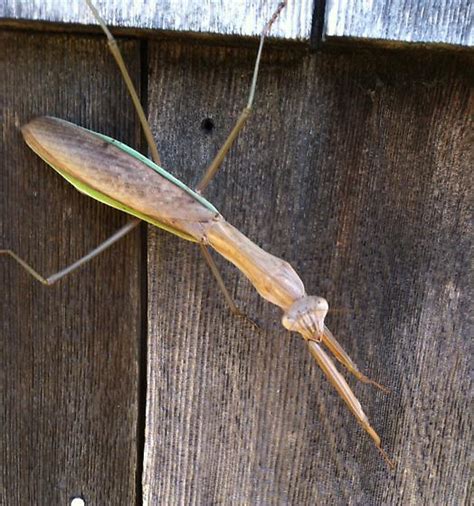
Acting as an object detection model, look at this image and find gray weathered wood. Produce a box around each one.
[144,41,472,504]
[0,0,312,41]
[0,31,142,504]
[325,0,473,47]
[2,0,472,47]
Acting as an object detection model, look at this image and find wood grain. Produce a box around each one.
[1,1,472,48]
[145,41,472,504]
[0,31,143,504]
[325,0,473,47]
[0,0,312,41]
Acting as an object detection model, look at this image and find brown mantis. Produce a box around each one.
[1,0,394,468]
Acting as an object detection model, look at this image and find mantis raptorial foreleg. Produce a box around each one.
[307,341,394,467]
[320,326,389,393]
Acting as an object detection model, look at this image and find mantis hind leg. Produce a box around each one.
[86,0,161,166]
[1,218,140,285]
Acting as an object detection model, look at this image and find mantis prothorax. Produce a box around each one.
[1,0,394,468]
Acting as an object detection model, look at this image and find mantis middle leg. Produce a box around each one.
[195,1,288,193]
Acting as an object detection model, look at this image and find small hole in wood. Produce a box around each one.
[70,497,85,506]
[200,117,215,133]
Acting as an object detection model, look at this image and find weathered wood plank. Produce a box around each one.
[0,0,312,41]
[144,40,472,504]
[0,31,143,504]
[325,0,473,47]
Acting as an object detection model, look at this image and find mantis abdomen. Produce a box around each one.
[22,116,218,242]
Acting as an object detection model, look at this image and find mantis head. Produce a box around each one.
[281,296,329,340]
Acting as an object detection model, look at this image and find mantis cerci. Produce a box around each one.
[1,0,394,468]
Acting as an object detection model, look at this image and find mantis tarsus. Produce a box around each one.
[1,0,394,468]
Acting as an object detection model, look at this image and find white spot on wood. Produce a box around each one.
[70,498,85,506]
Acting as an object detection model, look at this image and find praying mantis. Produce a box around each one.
[1,0,394,468]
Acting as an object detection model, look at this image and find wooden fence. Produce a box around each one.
[1,1,471,504]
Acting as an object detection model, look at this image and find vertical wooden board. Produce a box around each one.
[0,31,143,503]
[144,40,472,504]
